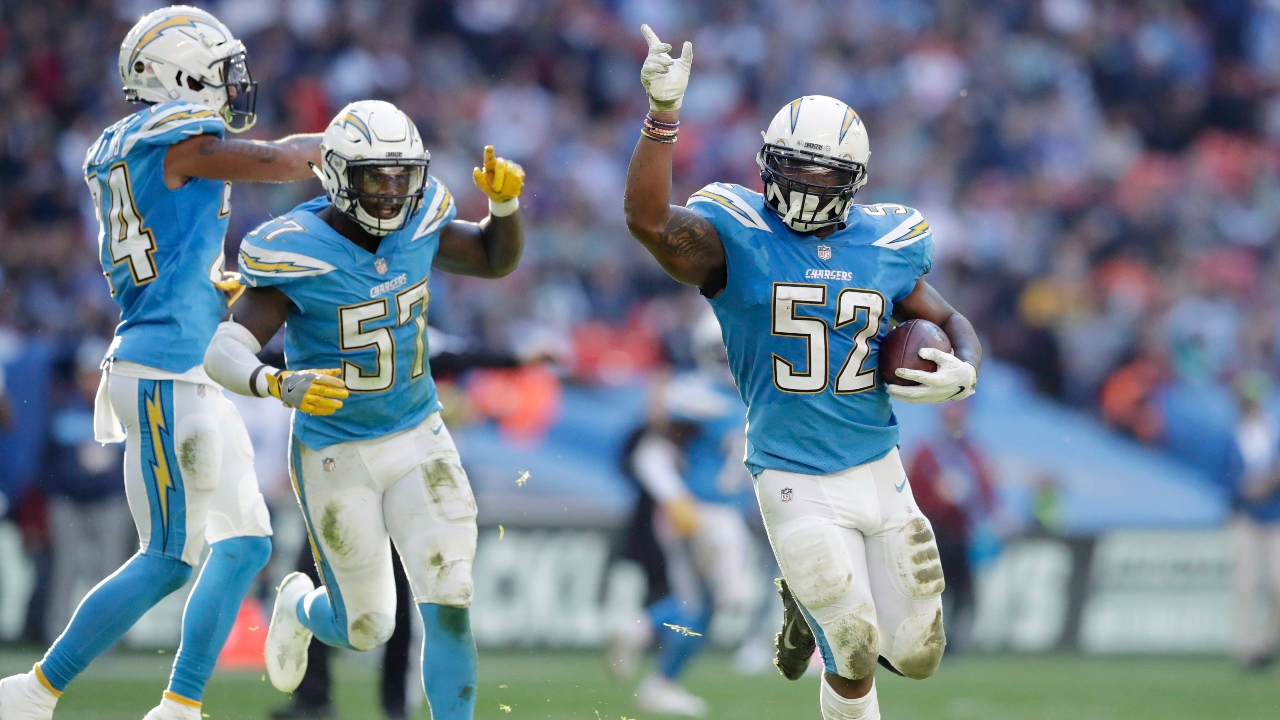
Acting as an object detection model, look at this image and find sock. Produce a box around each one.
[166,536,272,702]
[39,552,192,691]
[647,595,711,680]
[296,587,353,649]
[820,677,879,720]
[419,604,477,720]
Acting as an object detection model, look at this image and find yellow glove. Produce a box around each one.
[662,496,702,538]
[266,368,349,416]
[214,271,246,307]
[472,146,525,208]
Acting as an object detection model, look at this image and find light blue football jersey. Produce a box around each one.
[686,183,935,476]
[663,371,752,504]
[84,101,234,373]
[238,183,457,450]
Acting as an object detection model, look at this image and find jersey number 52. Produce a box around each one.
[772,283,885,394]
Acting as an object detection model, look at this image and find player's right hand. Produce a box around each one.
[640,24,692,112]
[267,368,349,416]
[662,496,702,538]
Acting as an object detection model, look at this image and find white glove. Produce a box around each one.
[640,24,692,112]
[886,348,977,404]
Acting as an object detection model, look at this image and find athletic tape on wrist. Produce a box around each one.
[489,196,519,217]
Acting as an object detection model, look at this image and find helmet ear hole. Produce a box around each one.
[185,75,205,92]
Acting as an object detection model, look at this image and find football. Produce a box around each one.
[878,319,952,386]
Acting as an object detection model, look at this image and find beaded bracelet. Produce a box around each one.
[641,115,679,144]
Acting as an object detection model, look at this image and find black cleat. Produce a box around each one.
[774,578,817,680]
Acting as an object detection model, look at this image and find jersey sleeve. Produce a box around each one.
[237,218,337,312]
[685,183,774,240]
[866,206,934,299]
[408,177,457,241]
[121,102,225,156]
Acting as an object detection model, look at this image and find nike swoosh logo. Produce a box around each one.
[431,424,444,435]
[895,478,907,493]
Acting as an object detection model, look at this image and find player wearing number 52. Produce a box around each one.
[623,24,981,720]
[202,100,524,720]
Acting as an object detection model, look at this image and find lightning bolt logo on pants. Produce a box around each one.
[144,383,175,545]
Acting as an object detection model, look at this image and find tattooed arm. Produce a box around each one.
[164,133,322,189]
[623,109,726,296]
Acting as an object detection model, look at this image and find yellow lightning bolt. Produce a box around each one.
[145,387,173,529]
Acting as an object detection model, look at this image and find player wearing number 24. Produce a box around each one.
[624,24,982,720]
[0,6,324,720]
[202,99,524,720]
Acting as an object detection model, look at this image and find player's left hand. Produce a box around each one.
[214,271,246,307]
[472,146,524,203]
[886,348,976,404]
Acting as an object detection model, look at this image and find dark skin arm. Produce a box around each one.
[623,109,727,295]
[224,286,293,347]
[164,133,322,190]
[893,278,983,370]
[432,213,524,279]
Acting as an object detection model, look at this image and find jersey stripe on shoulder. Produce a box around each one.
[871,209,931,250]
[411,181,454,241]
[121,103,224,156]
[238,241,337,281]
[686,183,772,232]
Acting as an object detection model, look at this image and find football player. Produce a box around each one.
[0,7,322,720]
[622,26,983,720]
[612,311,754,716]
[202,100,524,720]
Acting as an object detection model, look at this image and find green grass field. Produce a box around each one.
[2,649,1276,720]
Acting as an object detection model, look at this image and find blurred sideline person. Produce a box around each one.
[0,7,323,720]
[40,339,132,642]
[904,401,994,651]
[611,312,754,717]
[1229,371,1280,670]
[272,329,542,720]
[203,100,524,720]
[624,26,983,720]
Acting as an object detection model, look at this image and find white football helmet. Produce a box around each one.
[757,95,870,232]
[118,5,257,132]
[317,101,429,236]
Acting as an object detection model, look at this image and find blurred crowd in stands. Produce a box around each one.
[2,0,1280,641]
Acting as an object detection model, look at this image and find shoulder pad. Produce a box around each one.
[687,183,772,233]
[410,177,455,241]
[857,204,930,251]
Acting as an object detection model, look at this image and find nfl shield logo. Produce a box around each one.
[374,258,388,275]
[817,245,832,261]
[781,487,794,502]
[323,458,336,472]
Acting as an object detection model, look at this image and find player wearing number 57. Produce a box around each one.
[202,99,523,720]
[622,24,982,720]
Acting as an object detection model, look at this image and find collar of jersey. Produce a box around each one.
[291,195,407,258]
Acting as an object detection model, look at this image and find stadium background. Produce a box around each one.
[1,0,1279,717]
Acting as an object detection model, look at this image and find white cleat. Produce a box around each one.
[141,694,203,720]
[636,673,709,717]
[265,571,316,693]
[0,667,59,720]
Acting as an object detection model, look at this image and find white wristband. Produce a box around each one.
[489,197,519,217]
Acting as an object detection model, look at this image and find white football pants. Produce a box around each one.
[106,371,273,566]
[289,412,477,651]
[755,447,946,681]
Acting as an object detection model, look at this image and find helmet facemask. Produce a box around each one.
[216,53,257,132]
[328,156,429,236]
[757,143,867,233]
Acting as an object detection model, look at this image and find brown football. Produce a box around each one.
[878,319,952,386]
